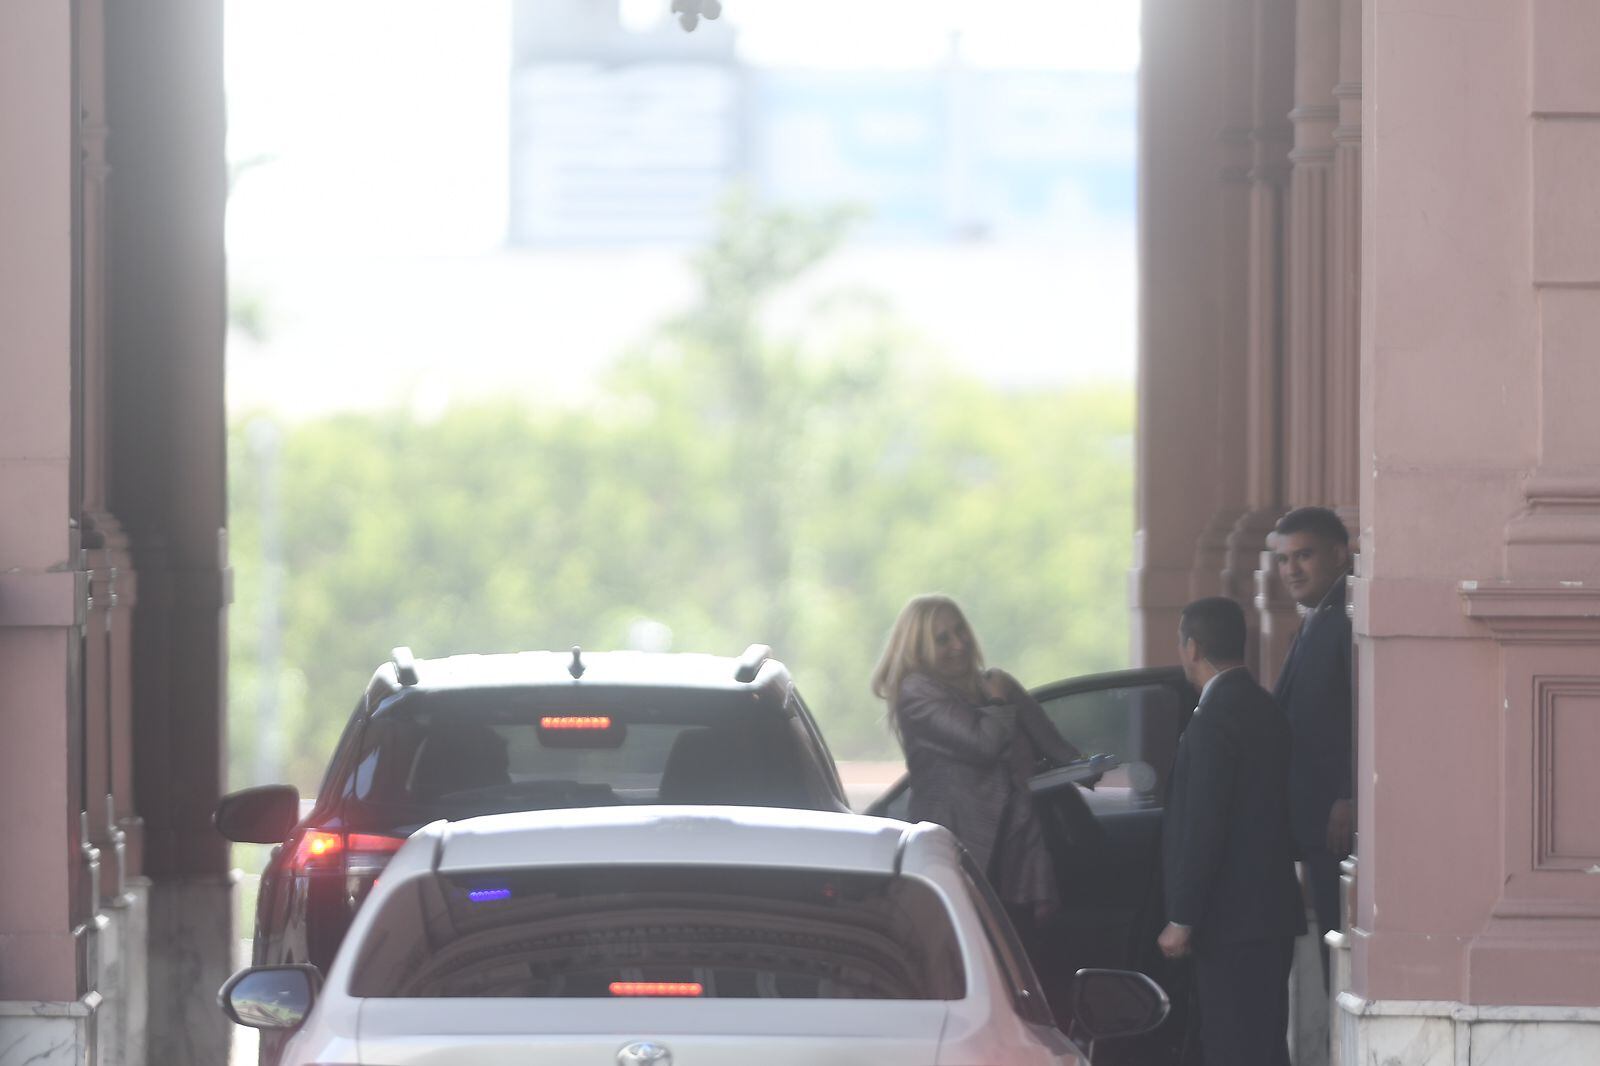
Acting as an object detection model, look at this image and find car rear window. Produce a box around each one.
[348,865,965,1000]
[344,687,824,816]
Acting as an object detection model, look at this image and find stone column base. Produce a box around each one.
[98,878,150,1066]
[0,994,102,1066]
[1336,993,1600,1065]
[1326,928,1351,1066]
[146,875,235,1066]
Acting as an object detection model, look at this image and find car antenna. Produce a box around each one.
[568,645,586,679]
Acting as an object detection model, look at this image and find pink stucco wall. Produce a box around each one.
[0,0,85,1004]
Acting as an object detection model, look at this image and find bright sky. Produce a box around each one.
[226,0,1138,257]
[226,1,514,256]
[224,1,1141,413]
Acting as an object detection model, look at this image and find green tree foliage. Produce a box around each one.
[227,197,1134,790]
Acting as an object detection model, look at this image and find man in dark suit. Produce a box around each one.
[1159,597,1304,1066]
[1270,506,1353,966]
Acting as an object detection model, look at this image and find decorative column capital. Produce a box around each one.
[1289,104,1339,125]
[1289,145,1336,166]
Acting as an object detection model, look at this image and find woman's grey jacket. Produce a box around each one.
[896,671,1058,908]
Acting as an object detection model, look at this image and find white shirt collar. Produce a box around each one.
[1313,573,1349,614]
[1199,664,1248,704]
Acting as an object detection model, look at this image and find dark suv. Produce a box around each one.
[216,644,848,982]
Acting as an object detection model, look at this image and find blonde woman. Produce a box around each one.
[871,594,1083,930]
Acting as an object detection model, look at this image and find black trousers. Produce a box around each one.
[1194,936,1294,1066]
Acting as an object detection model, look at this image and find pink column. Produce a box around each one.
[1353,0,1524,1001]
[1284,0,1339,511]
[1224,0,1298,685]
[1131,0,1235,665]
[1326,0,1362,523]
[0,0,90,1007]
[1187,0,1263,610]
[75,0,139,906]
[104,1,232,1062]
[1353,0,1600,1010]
[1326,0,1364,1038]
[1259,0,1341,691]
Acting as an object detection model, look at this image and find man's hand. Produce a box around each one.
[1157,922,1192,960]
[1326,798,1353,856]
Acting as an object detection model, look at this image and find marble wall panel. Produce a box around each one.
[1472,1021,1600,1066]
[0,1002,95,1066]
[1355,1013,1455,1066]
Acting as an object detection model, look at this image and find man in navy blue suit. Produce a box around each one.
[1159,597,1303,1066]
[1271,506,1354,972]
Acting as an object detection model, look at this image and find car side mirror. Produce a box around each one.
[215,784,300,844]
[219,965,321,1030]
[1069,968,1170,1041]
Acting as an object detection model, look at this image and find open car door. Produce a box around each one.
[864,666,1198,1066]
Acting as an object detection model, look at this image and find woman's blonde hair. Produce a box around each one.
[870,594,986,732]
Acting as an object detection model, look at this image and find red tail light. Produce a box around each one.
[290,830,406,874]
[348,833,407,854]
[609,981,703,997]
[292,830,345,871]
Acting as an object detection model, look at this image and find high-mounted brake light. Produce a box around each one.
[609,982,703,997]
[537,714,626,748]
[540,715,612,730]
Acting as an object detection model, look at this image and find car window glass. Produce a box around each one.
[783,697,845,808]
[1037,683,1186,810]
[877,782,912,821]
[343,688,814,815]
[352,749,379,798]
[350,866,965,1000]
[957,852,1055,1026]
[314,697,368,801]
[788,692,844,792]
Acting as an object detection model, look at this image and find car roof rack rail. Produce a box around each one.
[733,643,771,683]
[391,646,419,687]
